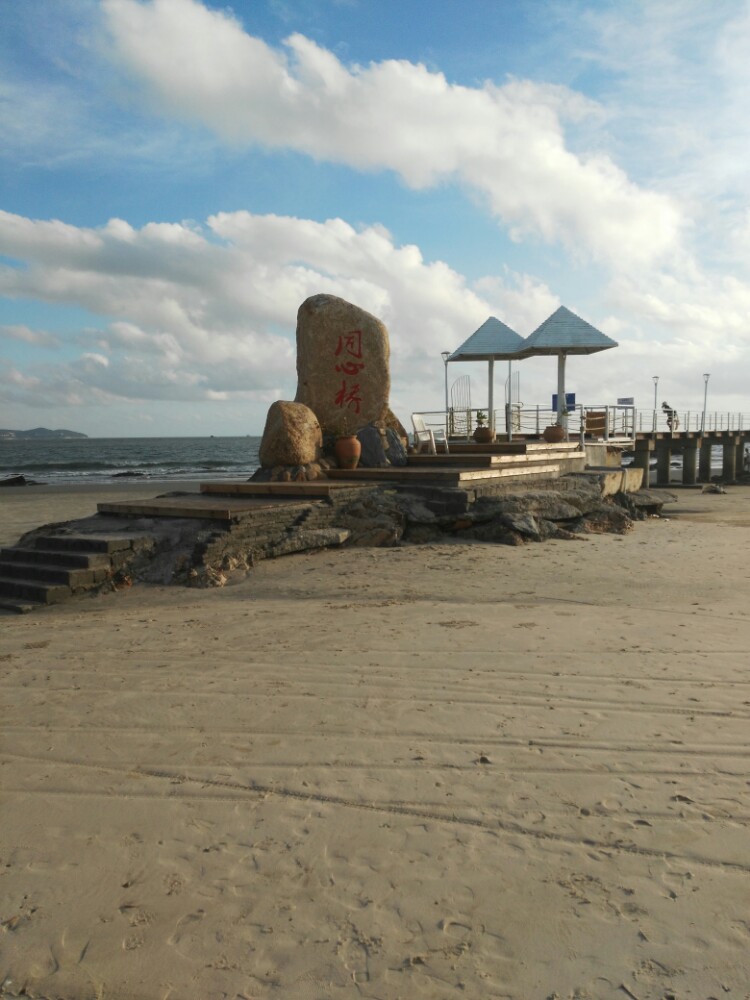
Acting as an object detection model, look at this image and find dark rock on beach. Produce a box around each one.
[0,475,45,487]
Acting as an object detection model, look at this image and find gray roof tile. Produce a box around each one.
[448,316,524,361]
[519,306,618,356]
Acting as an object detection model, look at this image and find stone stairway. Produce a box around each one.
[0,533,151,614]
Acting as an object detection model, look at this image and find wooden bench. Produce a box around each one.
[584,411,607,437]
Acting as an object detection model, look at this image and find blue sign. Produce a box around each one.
[552,393,576,411]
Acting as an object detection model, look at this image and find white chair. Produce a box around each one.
[412,414,449,454]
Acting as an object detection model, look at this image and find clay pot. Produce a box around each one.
[334,434,362,469]
[473,426,494,444]
[542,424,565,443]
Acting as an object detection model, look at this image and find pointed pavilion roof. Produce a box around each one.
[448,316,525,362]
[518,306,618,357]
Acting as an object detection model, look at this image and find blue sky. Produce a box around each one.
[2,0,750,436]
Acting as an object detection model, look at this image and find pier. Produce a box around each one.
[416,404,750,487]
[629,429,750,486]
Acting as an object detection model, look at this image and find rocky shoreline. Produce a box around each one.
[8,477,674,604]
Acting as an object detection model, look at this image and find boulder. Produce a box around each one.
[259,401,322,468]
[295,294,390,435]
[383,407,408,445]
[384,428,408,466]
[357,425,389,468]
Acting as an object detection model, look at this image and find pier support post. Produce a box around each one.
[633,439,653,486]
[698,438,712,482]
[655,442,671,485]
[722,436,739,482]
[682,439,698,485]
[735,440,745,476]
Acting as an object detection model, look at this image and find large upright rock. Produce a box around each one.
[295,294,391,436]
[259,400,322,468]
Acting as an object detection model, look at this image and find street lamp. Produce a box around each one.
[652,375,659,431]
[441,351,451,434]
[701,373,710,433]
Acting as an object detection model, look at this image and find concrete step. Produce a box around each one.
[0,533,152,612]
[0,546,111,569]
[0,596,45,614]
[0,560,111,587]
[30,534,139,554]
[0,576,72,605]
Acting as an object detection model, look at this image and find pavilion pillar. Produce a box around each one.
[698,438,712,482]
[682,439,698,485]
[507,360,513,441]
[488,359,495,434]
[557,353,567,434]
[655,442,672,485]
[633,439,653,487]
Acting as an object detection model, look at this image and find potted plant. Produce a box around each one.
[542,409,567,443]
[333,415,362,469]
[473,410,494,444]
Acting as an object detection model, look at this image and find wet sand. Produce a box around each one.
[1,484,749,998]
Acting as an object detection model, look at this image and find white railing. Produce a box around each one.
[636,409,748,434]
[415,406,750,444]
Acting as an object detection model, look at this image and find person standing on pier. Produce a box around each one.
[662,401,679,430]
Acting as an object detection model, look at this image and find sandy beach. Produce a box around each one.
[1,483,749,999]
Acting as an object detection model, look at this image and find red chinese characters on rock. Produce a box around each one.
[333,329,364,414]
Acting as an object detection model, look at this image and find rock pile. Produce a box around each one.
[257,294,408,476]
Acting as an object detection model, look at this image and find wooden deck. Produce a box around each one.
[96,441,584,519]
[408,448,577,467]
[325,463,561,485]
[200,480,366,497]
[97,494,320,521]
[446,440,581,455]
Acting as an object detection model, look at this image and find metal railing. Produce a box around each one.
[416,406,750,444]
[637,409,748,434]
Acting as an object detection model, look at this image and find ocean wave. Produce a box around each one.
[0,436,261,483]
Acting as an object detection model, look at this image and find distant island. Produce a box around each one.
[0,427,88,440]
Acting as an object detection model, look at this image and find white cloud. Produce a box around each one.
[0,208,499,411]
[102,0,683,270]
[0,324,62,348]
[3,202,750,425]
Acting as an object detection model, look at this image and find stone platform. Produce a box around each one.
[0,471,668,613]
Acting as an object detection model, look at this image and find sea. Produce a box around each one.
[0,437,262,485]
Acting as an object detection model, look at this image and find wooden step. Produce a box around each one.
[325,463,561,485]
[97,494,317,519]
[447,441,529,454]
[408,450,578,467]
[200,481,366,497]
[446,440,580,455]
[408,454,503,467]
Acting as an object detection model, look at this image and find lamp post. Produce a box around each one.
[701,373,710,434]
[652,375,659,431]
[441,351,450,434]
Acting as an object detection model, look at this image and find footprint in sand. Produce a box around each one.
[122,931,144,951]
[168,908,206,958]
[163,872,186,896]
